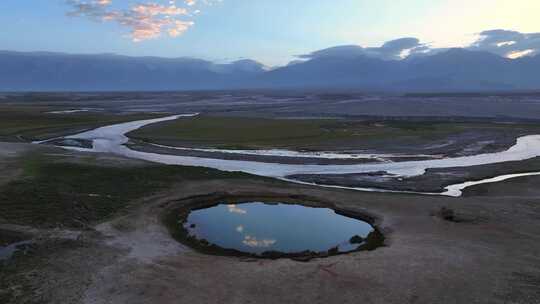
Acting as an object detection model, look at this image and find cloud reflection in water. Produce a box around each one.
[227,204,247,214]
[242,235,277,248]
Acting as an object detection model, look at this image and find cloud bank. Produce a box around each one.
[65,0,221,42]
[469,30,540,59]
[299,30,540,62]
[298,38,429,61]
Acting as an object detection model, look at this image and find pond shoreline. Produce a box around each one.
[162,194,385,261]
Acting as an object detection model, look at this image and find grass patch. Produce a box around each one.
[0,155,248,228]
[0,106,159,142]
[128,115,540,150]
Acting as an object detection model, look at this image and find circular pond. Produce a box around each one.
[169,200,383,259]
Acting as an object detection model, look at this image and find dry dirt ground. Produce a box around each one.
[1,143,540,304]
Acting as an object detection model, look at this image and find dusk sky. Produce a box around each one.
[1,0,539,65]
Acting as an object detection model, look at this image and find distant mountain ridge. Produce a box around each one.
[0,51,266,91]
[0,49,538,91]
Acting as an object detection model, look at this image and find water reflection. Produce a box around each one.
[242,235,277,248]
[183,202,375,255]
[227,204,247,214]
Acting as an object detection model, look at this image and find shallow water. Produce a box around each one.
[442,172,540,197]
[0,240,32,262]
[148,142,442,161]
[184,202,375,255]
[60,114,540,197]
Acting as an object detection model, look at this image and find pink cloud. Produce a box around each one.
[96,0,112,5]
[66,0,220,42]
[131,3,188,16]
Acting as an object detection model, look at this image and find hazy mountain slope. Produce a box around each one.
[393,49,516,91]
[0,51,265,91]
[0,49,538,91]
[258,55,403,89]
[261,49,537,91]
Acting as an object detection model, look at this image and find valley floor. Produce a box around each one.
[1,141,540,304]
[1,92,540,304]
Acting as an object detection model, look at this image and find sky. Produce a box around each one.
[0,0,539,66]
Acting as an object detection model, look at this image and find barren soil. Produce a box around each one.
[1,143,540,304]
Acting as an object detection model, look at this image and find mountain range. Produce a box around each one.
[1,48,539,92]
